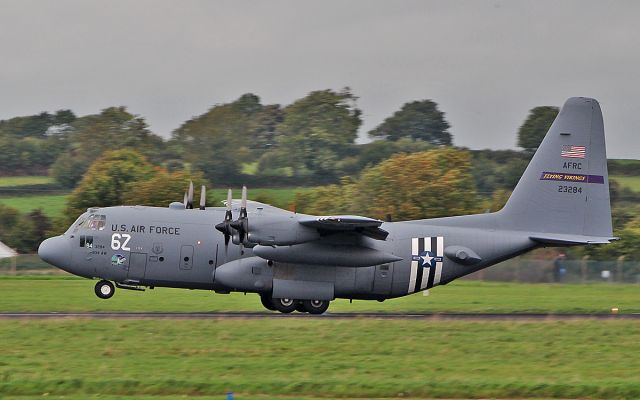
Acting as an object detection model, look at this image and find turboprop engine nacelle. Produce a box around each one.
[245,214,321,246]
[253,242,402,267]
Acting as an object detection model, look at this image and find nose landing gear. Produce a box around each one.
[94,280,115,299]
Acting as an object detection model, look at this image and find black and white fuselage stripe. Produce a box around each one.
[408,236,444,294]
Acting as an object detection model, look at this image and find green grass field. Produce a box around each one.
[1,319,639,398]
[1,277,638,314]
[2,278,639,398]
[611,175,640,192]
[0,175,53,187]
[0,194,68,217]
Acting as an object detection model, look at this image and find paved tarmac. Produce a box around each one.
[1,312,639,320]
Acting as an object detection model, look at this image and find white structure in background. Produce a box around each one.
[0,241,16,258]
[0,241,17,274]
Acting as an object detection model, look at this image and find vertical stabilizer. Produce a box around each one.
[499,97,613,241]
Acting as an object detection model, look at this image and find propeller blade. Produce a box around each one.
[216,188,235,254]
[183,192,188,209]
[199,185,206,210]
[241,185,247,210]
[236,185,248,243]
[186,181,194,209]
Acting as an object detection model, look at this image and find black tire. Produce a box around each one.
[260,293,276,311]
[302,299,329,315]
[295,303,307,313]
[95,280,115,299]
[271,297,298,313]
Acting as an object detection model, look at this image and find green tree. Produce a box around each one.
[517,106,559,152]
[0,204,20,235]
[51,107,163,188]
[352,149,478,220]
[172,94,278,185]
[470,149,530,194]
[368,100,451,145]
[263,88,361,179]
[64,149,156,221]
[295,148,479,220]
[354,138,434,171]
[5,210,52,253]
[122,170,210,207]
[584,214,640,261]
[0,110,76,175]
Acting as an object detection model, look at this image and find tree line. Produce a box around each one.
[0,88,466,187]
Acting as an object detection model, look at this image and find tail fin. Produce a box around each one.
[499,97,615,244]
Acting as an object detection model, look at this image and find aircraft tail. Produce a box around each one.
[498,97,615,244]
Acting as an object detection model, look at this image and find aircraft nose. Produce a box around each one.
[38,236,70,268]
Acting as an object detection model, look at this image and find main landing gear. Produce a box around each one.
[260,293,330,314]
[94,280,115,299]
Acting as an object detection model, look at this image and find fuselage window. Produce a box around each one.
[68,214,87,234]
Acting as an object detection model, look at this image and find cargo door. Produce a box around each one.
[127,252,147,281]
[180,245,194,270]
[372,264,394,295]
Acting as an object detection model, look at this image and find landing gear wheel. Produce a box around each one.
[94,280,115,299]
[271,298,297,313]
[302,299,329,315]
[295,303,307,313]
[260,293,275,311]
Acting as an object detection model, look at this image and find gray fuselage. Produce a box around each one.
[41,203,537,301]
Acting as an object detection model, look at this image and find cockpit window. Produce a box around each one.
[66,214,87,234]
[80,214,106,231]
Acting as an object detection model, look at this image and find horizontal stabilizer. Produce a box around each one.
[530,234,618,245]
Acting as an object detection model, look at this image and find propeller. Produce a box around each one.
[230,186,248,243]
[199,185,206,210]
[215,189,234,249]
[185,181,194,209]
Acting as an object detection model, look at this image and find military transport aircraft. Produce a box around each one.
[39,97,615,314]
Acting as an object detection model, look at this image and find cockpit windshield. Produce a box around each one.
[66,214,87,234]
[80,214,106,231]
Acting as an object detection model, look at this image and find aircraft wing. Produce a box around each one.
[298,215,389,240]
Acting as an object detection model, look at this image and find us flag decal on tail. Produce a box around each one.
[561,145,586,159]
[409,236,444,293]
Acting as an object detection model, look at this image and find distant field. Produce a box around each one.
[1,277,638,314]
[0,175,53,187]
[611,175,640,192]
[0,194,68,217]
[1,319,639,398]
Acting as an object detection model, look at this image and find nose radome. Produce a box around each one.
[38,236,70,268]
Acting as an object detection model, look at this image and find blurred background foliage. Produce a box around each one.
[0,87,637,261]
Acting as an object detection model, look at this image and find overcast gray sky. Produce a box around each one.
[1,0,638,158]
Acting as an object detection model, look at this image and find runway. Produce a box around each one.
[1,312,639,320]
